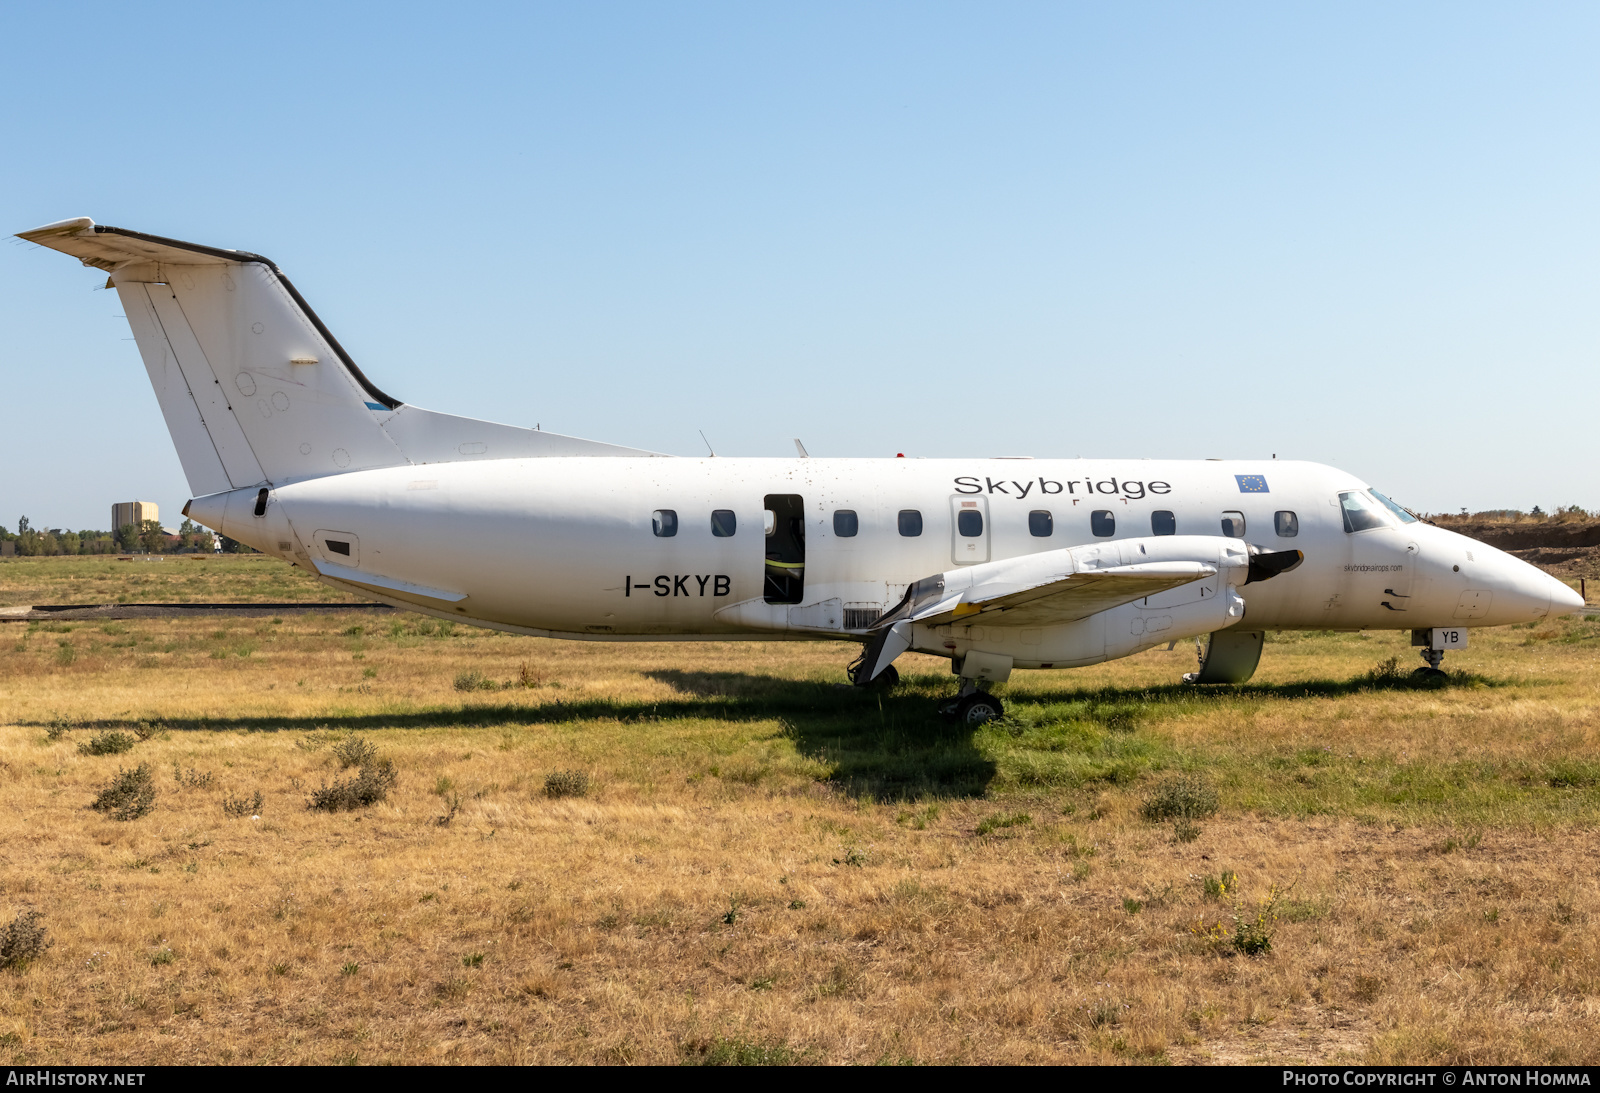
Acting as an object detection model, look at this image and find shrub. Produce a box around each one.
[435,792,462,826]
[1233,899,1277,956]
[1191,876,1292,957]
[975,811,1032,837]
[91,764,156,821]
[222,790,264,819]
[331,736,376,769]
[454,670,496,692]
[544,770,590,799]
[78,731,135,756]
[1363,656,1404,682]
[309,757,397,812]
[0,911,51,971]
[1201,871,1237,901]
[1140,772,1218,823]
[172,764,214,789]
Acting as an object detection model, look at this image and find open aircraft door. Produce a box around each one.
[950,496,990,565]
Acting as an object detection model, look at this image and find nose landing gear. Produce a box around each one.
[1414,647,1447,679]
[1410,627,1466,680]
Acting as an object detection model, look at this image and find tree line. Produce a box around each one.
[1,516,253,555]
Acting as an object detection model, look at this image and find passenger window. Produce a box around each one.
[898,510,923,537]
[833,510,858,537]
[1091,510,1114,537]
[1151,510,1176,536]
[957,510,983,537]
[1221,511,1245,537]
[652,509,677,538]
[1028,510,1052,537]
[1274,510,1299,537]
[711,509,736,537]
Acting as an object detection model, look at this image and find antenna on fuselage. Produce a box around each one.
[699,430,716,457]
[794,439,809,458]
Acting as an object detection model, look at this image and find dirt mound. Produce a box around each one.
[1433,519,1600,551]
[1505,546,1600,582]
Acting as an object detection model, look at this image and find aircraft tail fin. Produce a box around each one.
[18,218,655,497]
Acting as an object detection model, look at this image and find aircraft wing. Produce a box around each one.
[914,560,1219,628]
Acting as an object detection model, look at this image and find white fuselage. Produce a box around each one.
[188,456,1578,671]
[20,217,1577,679]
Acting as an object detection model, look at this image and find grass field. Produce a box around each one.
[1,555,1598,1065]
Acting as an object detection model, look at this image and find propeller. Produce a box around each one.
[1245,547,1305,584]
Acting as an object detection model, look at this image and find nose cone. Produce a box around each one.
[1548,575,1587,615]
[1505,560,1585,619]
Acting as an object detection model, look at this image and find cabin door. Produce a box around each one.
[763,494,806,604]
[950,496,990,565]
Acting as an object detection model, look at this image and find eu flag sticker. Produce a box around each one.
[1235,475,1269,494]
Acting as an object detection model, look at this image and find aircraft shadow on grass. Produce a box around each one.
[42,668,1504,801]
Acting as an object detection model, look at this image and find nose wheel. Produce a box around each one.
[1413,647,1447,679]
[937,680,1004,724]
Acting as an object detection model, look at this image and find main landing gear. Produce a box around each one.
[937,680,1005,725]
[845,653,899,690]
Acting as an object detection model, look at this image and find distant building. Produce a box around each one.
[112,501,158,531]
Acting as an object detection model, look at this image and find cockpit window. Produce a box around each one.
[1339,491,1394,533]
[1370,490,1418,524]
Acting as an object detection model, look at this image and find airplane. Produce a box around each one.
[18,218,1586,724]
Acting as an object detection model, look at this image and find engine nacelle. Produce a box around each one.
[908,535,1254,673]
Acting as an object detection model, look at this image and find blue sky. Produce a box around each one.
[4,2,1598,529]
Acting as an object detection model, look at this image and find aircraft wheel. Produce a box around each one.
[866,665,899,689]
[1412,667,1447,681]
[955,692,1004,726]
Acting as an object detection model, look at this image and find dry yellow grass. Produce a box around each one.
[1,555,1598,1064]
